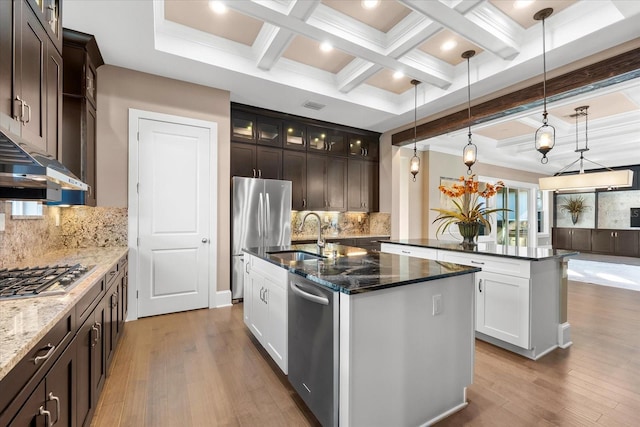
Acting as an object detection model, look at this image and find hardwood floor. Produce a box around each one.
[92,281,640,426]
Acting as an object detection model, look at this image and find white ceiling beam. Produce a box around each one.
[399,0,520,60]
[336,58,382,93]
[226,0,453,89]
[254,0,320,70]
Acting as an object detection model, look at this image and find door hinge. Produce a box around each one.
[136,290,139,299]
[137,237,140,247]
[136,183,139,194]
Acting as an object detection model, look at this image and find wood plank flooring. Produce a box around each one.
[92,281,640,426]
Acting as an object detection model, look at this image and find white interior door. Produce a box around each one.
[136,117,211,317]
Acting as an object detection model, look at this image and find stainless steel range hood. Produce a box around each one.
[0,130,88,202]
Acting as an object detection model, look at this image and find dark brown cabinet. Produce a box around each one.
[307,127,348,156]
[61,29,103,206]
[592,229,639,257]
[0,0,61,157]
[25,0,62,53]
[348,134,379,161]
[231,111,282,147]
[284,121,306,151]
[306,153,347,211]
[552,228,591,251]
[283,150,307,210]
[6,340,75,427]
[347,159,378,212]
[77,286,107,427]
[230,143,282,179]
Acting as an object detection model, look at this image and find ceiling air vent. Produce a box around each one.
[302,101,326,111]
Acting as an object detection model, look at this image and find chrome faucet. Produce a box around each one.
[299,212,325,249]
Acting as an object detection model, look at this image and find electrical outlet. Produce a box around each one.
[432,294,443,316]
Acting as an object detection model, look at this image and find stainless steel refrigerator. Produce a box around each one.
[232,177,292,300]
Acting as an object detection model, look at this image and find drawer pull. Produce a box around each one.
[471,260,485,265]
[479,279,483,293]
[401,250,411,254]
[33,343,56,365]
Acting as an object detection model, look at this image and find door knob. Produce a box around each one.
[202,238,209,243]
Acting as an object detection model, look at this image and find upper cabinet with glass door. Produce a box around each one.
[348,134,378,161]
[283,121,305,151]
[307,127,347,156]
[231,112,282,148]
[26,0,62,52]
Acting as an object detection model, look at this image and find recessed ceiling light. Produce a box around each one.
[361,0,380,9]
[441,40,457,51]
[320,41,333,52]
[393,71,404,79]
[209,1,227,14]
[514,0,534,9]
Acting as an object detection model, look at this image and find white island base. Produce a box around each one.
[339,274,475,426]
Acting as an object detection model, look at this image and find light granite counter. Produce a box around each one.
[0,246,128,381]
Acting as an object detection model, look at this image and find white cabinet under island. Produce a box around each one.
[381,240,577,360]
[243,243,480,426]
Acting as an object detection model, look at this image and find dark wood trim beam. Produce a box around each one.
[392,48,640,146]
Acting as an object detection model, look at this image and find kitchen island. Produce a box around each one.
[243,243,480,426]
[381,239,578,360]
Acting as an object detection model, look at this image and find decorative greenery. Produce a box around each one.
[558,195,589,215]
[431,175,509,236]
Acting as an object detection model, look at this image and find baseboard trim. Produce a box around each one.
[215,290,232,308]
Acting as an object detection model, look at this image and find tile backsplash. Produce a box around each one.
[0,202,127,267]
[292,211,390,240]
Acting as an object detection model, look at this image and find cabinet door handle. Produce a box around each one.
[264,289,268,304]
[245,261,250,274]
[479,279,483,293]
[471,260,485,265]
[39,406,53,427]
[33,343,56,365]
[24,102,31,124]
[259,287,264,302]
[91,325,99,347]
[302,198,306,208]
[258,169,262,178]
[14,96,25,122]
[47,392,60,425]
[252,168,256,178]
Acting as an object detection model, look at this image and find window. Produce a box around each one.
[11,201,44,218]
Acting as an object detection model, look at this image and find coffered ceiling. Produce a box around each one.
[63,0,640,174]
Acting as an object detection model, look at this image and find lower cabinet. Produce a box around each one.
[8,340,77,427]
[475,271,530,349]
[77,294,107,427]
[553,227,591,251]
[591,229,639,257]
[243,253,288,374]
[1,254,128,427]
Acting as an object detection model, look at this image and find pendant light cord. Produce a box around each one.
[541,17,548,124]
[466,56,472,143]
[413,82,418,156]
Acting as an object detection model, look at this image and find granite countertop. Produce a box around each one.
[244,243,479,295]
[381,239,578,261]
[0,246,128,382]
[292,234,390,242]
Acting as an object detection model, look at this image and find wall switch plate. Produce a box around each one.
[0,213,5,232]
[432,294,443,316]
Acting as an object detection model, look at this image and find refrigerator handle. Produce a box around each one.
[258,193,263,238]
[265,193,271,240]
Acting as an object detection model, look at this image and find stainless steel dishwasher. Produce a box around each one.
[288,273,339,427]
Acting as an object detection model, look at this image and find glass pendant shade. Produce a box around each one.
[463,142,477,172]
[535,122,555,164]
[410,153,420,182]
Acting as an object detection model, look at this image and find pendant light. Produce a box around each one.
[410,79,421,182]
[461,50,476,175]
[538,106,634,191]
[533,8,555,164]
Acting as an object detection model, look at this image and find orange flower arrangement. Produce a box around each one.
[432,175,507,236]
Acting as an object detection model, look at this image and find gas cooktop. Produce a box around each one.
[0,264,94,299]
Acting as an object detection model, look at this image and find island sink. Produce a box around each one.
[267,250,326,262]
